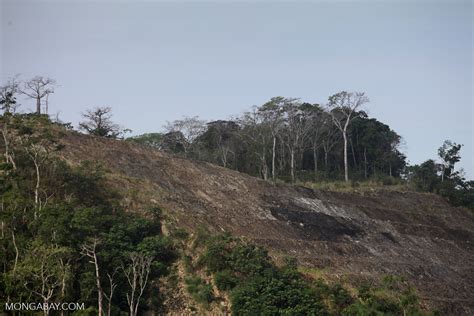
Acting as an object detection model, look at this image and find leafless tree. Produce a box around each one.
[104,268,119,316]
[79,106,127,138]
[81,238,104,316]
[327,91,369,182]
[164,116,206,157]
[21,76,56,114]
[122,253,153,316]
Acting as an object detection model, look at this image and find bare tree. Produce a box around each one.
[81,238,104,316]
[104,268,119,316]
[122,253,153,316]
[79,106,128,138]
[21,76,56,114]
[164,116,206,157]
[327,91,369,182]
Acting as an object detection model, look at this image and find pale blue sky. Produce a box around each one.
[1,0,473,178]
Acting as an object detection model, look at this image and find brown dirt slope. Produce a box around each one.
[58,132,474,315]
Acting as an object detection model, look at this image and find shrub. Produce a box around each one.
[185,276,214,305]
[214,270,238,291]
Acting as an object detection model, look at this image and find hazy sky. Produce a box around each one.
[1,0,473,178]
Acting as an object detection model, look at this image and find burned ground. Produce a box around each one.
[58,132,474,315]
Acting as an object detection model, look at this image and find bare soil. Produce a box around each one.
[58,132,474,315]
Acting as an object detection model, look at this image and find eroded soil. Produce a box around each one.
[59,132,474,315]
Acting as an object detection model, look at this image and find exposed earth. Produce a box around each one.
[58,132,474,315]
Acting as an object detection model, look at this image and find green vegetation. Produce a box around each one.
[2,75,472,208]
[406,140,473,209]
[184,276,214,306]
[0,114,176,315]
[189,232,433,315]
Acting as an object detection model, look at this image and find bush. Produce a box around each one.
[214,270,238,291]
[185,276,214,305]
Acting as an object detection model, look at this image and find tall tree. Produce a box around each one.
[300,103,326,178]
[259,97,286,181]
[81,238,104,316]
[122,253,152,316]
[438,140,463,182]
[21,76,56,114]
[327,91,369,182]
[239,108,272,180]
[281,100,311,182]
[164,116,206,158]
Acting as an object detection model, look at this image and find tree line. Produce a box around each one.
[130,94,406,183]
[1,76,472,209]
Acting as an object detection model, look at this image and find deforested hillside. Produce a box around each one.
[57,130,474,315]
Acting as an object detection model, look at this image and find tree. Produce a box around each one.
[79,107,128,138]
[164,116,206,158]
[320,114,340,172]
[327,91,369,182]
[259,97,286,181]
[198,120,240,168]
[0,77,20,114]
[13,242,71,316]
[81,238,104,316]
[438,140,463,182]
[21,76,56,114]
[122,252,153,316]
[281,100,311,182]
[239,108,272,180]
[126,133,164,149]
[300,103,326,179]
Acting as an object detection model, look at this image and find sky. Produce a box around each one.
[1,0,473,178]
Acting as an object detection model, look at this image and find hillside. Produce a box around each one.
[54,131,474,314]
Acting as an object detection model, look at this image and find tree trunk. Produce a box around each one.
[313,146,318,179]
[272,136,276,181]
[1,124,16,170]
[93,253,104,316]
[290,149,295,182]
[324,148,328,169]
[364,147,368,179]
[12,230,18,273]
[343,132,349,182]
[261,152,268,181]
[350,138,357,169]
[36,96,41,114]
[33,157,40,212]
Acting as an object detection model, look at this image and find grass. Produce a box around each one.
[299,179,410,193]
